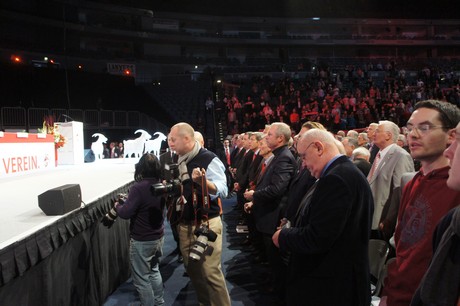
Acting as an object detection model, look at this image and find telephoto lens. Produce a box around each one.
[101,193,127,228]
[101,206,118,228]
[189,235,209,261]
[189,225,218,261]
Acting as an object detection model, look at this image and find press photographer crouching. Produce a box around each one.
[102,153,166,306]
[167,122,231,306]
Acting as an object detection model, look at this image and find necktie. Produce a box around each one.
[256,162,267,184]
[225,147,230,165]
[368,152,381,181]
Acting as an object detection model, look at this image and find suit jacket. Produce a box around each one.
[247,154,264,189]
[369,143,379,164]
[284,167,317,221]
[235,149,254,189]
[253,145,296,234]
[353,158,372,177]
[368,144,415,230]
[216,146,231,169]
[217,146,233,188]
[230,146,243,168]
[279,155,373,306]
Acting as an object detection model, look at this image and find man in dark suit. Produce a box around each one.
[216,138,233,191]
[244,122,296,299]
[351,146,372,177]
[234,132,254,210]
[367,122,380,164]
[272,129,373,306]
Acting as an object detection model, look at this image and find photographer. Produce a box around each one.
[168,122,231,306]
[103,153,166,306]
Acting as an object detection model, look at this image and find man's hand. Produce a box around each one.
[244,201,253,213]
[272,229,281,248]
[244,189,254,201]
[192,167,206,184]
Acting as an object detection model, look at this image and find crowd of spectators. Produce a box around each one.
[219,61,460,135]
[222,98,460,305]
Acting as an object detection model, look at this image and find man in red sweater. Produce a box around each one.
[382,100,460,306]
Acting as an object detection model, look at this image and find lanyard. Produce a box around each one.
[192,171,210,228]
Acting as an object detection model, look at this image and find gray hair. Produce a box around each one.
[397,134,407,146]
[302,129,337,148]
[352,147,370,160]
[346,130,359,139]
[343,136,359,149]
[358,132,369,142]
[252,132,264,141]
[272,122,292,144]
[379,120,400,143]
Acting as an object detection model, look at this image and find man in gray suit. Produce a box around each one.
[367,120,414,240]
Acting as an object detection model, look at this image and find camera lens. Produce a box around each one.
[189,235,208,261]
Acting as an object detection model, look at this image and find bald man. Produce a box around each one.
[168,122,230,306]
[272,129,373,306]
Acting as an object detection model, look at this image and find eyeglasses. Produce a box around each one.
[406,123,447,135]
[299,142,317,159]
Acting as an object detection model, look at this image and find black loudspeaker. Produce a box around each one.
[84,149,95,163]
[38,184,82,216]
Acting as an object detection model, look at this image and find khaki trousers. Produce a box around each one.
[178,216,231,306]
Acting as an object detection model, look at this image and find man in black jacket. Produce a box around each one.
[273,129,373,306]
[244,122,296,298]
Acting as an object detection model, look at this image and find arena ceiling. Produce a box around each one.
[128,0,458,19]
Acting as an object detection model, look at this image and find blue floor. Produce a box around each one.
[103,196,277,306]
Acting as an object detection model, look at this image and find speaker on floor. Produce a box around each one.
[84,149,95,163]
[38,184,82,216]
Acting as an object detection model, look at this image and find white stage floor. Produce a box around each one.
[0,159,137,250]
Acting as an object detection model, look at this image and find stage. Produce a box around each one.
[0,158,138,305]
[0,159,136,249]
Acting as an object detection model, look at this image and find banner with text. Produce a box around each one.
[0,138,55,178]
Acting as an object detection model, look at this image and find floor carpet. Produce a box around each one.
[103,195,279,306]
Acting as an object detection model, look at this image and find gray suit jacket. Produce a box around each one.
[368,144,414,229]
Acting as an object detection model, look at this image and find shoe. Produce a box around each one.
[178,254,184,263]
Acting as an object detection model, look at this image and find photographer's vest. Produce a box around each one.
[182,148,220,222]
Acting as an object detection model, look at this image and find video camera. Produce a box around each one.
[101,193,127,228]
[189,224,218,261]
[151,163,182,197]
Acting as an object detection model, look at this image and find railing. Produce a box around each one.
[0,107,168,133]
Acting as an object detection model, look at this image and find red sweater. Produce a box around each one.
[384,166,460,306]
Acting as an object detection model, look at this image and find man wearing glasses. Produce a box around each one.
[272,129,373,305]
[381,100,460,306]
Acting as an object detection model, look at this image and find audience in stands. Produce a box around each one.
[220,60,459,138]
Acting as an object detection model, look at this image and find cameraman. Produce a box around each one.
[168,122,231,306]
[110,153,166,306]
